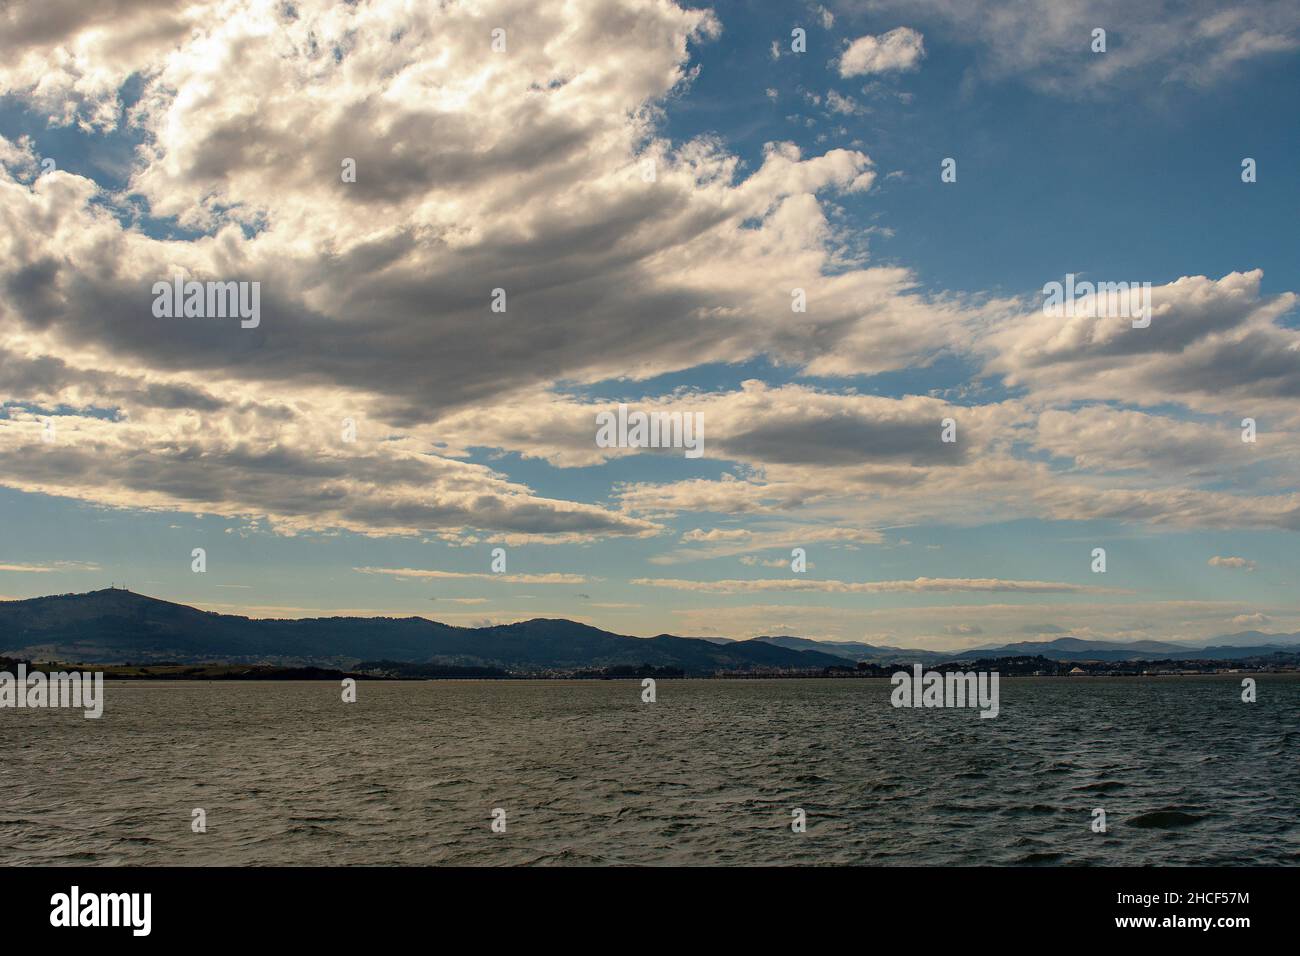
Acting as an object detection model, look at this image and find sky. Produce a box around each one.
[1,0,1298,650]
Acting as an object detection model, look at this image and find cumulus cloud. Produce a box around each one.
[1208,555,1257,571]
[354,568,591,584]
[632,576,1125,594]
[0,560,101,573]
[0,0,951,540]
[0,0,1296,593]
[987,271,1300,414]
[852,0,1299,93]
[0,401,659,540]
[656,523,882,564]
[825,89,865,114]
[839,27,925,76]
[1034,407,1246,475]
[1231,612,1271,625]
[0,0,199,130]
[429,381,998,473]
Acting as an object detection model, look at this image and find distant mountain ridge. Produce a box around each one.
[0,589,849,674]
[2,590,1293,671]
[756,635,949,663]
[757,633,1300,663]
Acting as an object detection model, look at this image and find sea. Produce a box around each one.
[1,676,1296,865]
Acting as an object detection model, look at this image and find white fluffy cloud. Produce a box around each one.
[0,0,953,539]
[1208,555,1257,571]
[850,0,1300,93]
[632,576,1125,594]
[839,27,926,76]
[0,0,1297,560]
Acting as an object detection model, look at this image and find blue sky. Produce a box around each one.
[1,0,1298,648]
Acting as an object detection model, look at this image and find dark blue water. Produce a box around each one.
[1,676,1295,865]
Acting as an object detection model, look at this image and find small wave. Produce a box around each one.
[279,823,347,837]
[1127,809,1206,829]
[523,849,609,866]
[1015,851,1065,864]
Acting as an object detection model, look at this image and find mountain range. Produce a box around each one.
[755,633,1300,663]
[1,589,1295,672]
[0,589,849,674]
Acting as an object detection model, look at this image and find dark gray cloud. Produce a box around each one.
[722,414,966,466]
